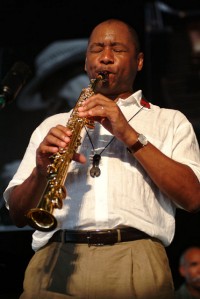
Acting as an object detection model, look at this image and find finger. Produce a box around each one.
[44,134,68,149]
[78,104,107,118]
[78,94,108,110]
[73,152,87,164]
[49,126,72,141]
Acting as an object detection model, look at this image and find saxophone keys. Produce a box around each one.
[85,118,95,129]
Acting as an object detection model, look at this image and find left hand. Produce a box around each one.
[78,94,137,145]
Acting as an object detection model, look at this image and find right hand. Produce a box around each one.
[36,125,87,176]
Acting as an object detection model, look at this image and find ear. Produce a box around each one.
[84,58,87,72]
[137,52,144,72]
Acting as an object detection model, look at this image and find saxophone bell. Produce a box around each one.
[26,185,66,231]
[26,208,57,231]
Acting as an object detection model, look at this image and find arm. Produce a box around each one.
[8,167,47,227]
[7,125,86,227]
[78,94,200,212]
[132,141,200,212]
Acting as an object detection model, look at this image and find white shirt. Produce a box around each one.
[4,90,200,251]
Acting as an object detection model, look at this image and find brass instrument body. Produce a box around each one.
[26,73,108,231]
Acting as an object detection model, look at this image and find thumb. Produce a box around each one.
[73,152,87,164]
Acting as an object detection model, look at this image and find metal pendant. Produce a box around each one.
[90,154,101,177]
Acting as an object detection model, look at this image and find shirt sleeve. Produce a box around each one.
[3,112,69,208]
[172,111,200,181]
[3,127,41,208]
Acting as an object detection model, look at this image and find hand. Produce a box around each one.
[36,125,86,176]
[78,94,137,145]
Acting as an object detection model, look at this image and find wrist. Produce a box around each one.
[127,133,148,154]
[33,167,47,182]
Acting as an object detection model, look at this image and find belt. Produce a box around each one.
[49,227,151,246]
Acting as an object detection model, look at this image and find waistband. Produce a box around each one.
[49,227,151,246]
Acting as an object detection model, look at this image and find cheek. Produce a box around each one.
[85,58,96,71]
[127,60,140,75]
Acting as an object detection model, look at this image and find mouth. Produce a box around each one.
[97,71,109,83]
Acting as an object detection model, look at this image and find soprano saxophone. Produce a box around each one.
[25,72,108,231]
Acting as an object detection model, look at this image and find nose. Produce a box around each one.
[99,47,114,64]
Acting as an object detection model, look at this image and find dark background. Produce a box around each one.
[0,0,200,298]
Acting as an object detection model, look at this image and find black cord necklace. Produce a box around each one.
[85,104,146,178]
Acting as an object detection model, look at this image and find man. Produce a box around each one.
[3,18,200,299]
[175,246,200,299]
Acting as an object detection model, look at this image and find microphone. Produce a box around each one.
[0,61,32,109]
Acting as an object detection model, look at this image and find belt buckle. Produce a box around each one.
[86,231,104,247]
[86,230,118,247]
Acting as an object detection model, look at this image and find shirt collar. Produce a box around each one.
[117,90,151,109]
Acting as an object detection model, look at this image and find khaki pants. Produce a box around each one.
[20,239,175,299]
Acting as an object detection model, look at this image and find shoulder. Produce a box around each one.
[40,112,71,127]
[149,102,191,124]
[31,111,71,139]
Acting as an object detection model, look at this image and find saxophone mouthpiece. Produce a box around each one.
[97,71,109,82]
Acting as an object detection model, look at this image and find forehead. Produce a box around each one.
[89,22,134,45]
[186,249,200,262]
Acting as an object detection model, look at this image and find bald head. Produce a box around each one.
[180,247,200,266]
[88,19,141,55]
